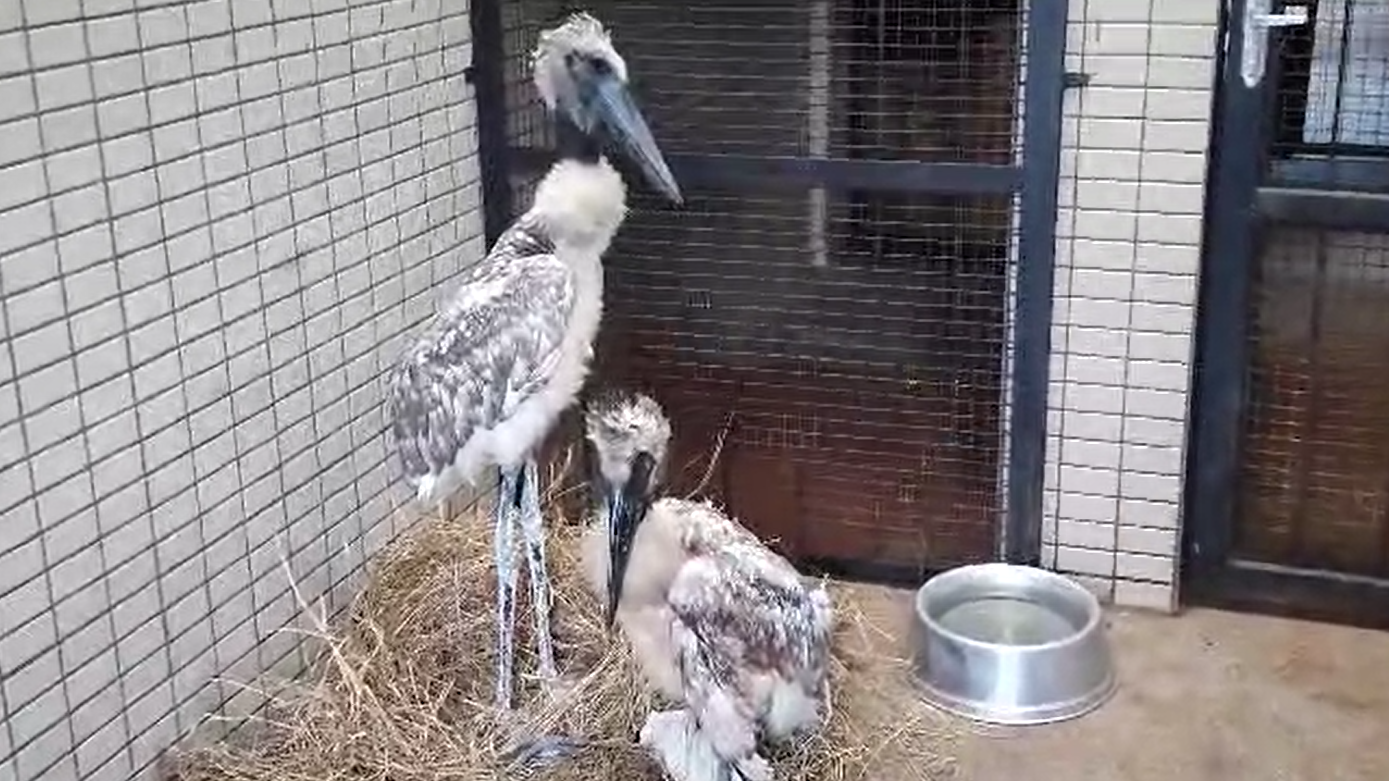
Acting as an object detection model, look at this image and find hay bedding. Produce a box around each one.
[170,497,958,781]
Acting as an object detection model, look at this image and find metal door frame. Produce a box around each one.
[468,0,1072,571]
[1183,0,1389,628]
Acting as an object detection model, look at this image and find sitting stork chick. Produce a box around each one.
[580,389,835,781]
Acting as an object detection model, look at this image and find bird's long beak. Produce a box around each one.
[587,75,683,205]
[604,451,656,631]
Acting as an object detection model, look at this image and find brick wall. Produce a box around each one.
[1043,0,1219,611]
[0,0,482,778]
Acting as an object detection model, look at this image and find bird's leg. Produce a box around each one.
[519,455,558,683]
[494,465,523,713]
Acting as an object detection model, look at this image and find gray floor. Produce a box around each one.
[856,588,1389,780]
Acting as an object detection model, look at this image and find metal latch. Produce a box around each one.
[1064,71,1092,90]
[1242,1,1310,87]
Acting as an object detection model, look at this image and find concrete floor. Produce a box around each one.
[857,588,1389,781]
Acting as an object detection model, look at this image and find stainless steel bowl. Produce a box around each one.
[910,562,1116,726]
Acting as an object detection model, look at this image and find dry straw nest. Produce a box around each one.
[170,486,959,781]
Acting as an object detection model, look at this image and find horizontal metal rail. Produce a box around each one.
[509,147,1022,195]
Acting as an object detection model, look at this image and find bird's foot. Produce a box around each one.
[501,733,589,771]
[638,711,691,781]
[639,709,742,781]
[730,754,772,781]
[533,667,575,704]
[495,676,588,773]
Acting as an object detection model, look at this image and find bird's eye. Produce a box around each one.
[563,52,577,69]
[587,56,612,76]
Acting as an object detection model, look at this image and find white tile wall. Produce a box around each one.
[0,0,482,777]
[1044,0,1220,611]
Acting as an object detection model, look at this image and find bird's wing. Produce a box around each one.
[650,497,769,559]
[665,540,834,762]
[387,224,574,488]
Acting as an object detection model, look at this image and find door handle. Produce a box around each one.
[1241,0,1311,88]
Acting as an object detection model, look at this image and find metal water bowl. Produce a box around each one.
[910,563,1116,726]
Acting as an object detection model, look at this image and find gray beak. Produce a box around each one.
[585,75,683,205]
[603,451,656,630]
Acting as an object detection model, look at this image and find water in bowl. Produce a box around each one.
[937,595,1077,646]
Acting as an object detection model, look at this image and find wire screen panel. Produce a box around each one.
[1236,227,1389,578]
[500,0,1022,571]
[1272,0,1389,159]
[593,190,1015,570]
[501,0,1020,160]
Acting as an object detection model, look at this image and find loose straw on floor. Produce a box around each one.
[170,489,958,781]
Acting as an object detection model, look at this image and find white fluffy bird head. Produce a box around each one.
[584,387,672,491]
[531,12,630,118]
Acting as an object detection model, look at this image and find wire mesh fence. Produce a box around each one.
[1271,0,1389,155]
[499,0,1025,575]
[1240,228,1389,578]
[1238,0,1389,577]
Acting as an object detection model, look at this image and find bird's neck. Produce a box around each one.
[530,135,630,252]
[555,114,603,166]
[581,500,685,611]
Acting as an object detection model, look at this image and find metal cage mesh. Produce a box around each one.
[1240,227,1389,577]
[500,0,1023,574]
[1271,0,1389,155]
[1238,0,1389,577]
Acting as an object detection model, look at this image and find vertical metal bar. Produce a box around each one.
[808,0,831,269]
[1185,0,1267,569]
[471,0,513,247]
[1287,228,1331,566]
[1269,0,1313,151]
[1005,0,1067,566]
[1380,454,1389,573]
[1326,0,1356,150]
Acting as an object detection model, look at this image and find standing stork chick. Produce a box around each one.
[387,12,682,714]
[580,390,834,781]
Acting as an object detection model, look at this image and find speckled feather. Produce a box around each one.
[387,212,574,492]
[662,498,833,702]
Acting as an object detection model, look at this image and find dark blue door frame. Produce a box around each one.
[470,0,1072,573]
[1182,0,1389,629]
[1011,0,1070,568]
